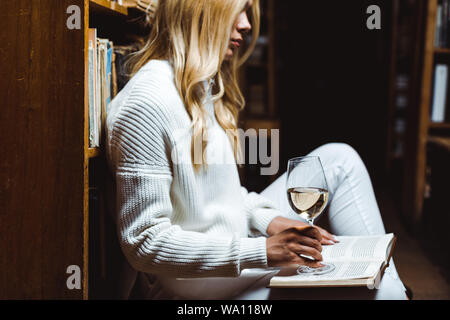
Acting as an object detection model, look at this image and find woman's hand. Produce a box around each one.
[266,226,323,268]
[267,216,338,245]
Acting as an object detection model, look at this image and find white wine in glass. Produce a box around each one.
[286,156,335,275]
[287,187,329,222]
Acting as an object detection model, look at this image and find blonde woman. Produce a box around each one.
[106,0,407,299]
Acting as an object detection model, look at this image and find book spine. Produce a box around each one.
[447,0,450,47]
[111,51,118,98]
[98,42,105,145]
[88,41,95,148]
[106,42,113,114]
[89,28,99,148]
[102,41,108,143]
[96,38,101,147]
[431,64,448,122]
[442,0,448,48]
[436,4,442,47]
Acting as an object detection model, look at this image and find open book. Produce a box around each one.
[269,233,396,288]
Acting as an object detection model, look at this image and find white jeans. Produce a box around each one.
[234,143,407,300]
[141,143,407,300]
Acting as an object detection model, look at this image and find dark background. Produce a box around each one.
[275,0,392,186]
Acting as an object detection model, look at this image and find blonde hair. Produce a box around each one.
[126,0,260,172]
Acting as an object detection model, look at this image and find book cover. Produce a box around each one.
[442,0,448,48]
[111,51,118,98]
[436,4,442,47]
[106,41,113,114]
[431,64,448,122]
[96,38,103,147]
[98,39,108,145]
[89,28,99,148]
[88,40,95,148]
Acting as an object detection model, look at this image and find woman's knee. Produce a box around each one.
[310,143,362,168]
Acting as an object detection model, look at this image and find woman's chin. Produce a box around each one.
[224,48,234,61]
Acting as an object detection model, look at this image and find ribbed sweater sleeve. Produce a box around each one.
[240,187,283,237]
[107,94,269,278]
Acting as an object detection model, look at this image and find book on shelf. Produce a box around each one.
[88,29,99,148]
[431,64,448,123]
[98,38,113,144]
[269,233,396,288]
[97,38,105,146]
[88,29,125,148]
[436,0,450,48]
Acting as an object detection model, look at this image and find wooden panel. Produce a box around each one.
[403,0,437,227]
[0,0,86,298]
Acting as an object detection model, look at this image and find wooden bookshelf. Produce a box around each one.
[90,0,128,16]
[402,0,450,228]
[0,0,87,299]
[1,0,279,299]
[0,0,136,299]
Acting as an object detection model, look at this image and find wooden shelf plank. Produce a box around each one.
[88,147,103,158]
[90,0,128,16]
[434,47,450,54]
[429,122,450,129]
[428,135,450,152]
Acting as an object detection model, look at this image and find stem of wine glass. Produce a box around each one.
[307,219,314,226]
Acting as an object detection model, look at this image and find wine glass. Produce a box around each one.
[286,156,335,275]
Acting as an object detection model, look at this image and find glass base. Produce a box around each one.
[297,262,335,275]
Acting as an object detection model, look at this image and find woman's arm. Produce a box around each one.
[240,186,283,237]
[108,99,269,278]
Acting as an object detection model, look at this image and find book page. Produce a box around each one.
[271,260,383,284]
[321,233,393,263]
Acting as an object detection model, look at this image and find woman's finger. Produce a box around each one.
[289,243,323,261]
[318,230,335,245]
[317,226,339,243]
[295,225,322,242]
[321,238,335,245]
[295,235,322,252]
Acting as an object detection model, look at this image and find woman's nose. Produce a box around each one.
[236,12,251,34]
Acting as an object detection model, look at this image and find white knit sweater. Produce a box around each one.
[105,59,282,283]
